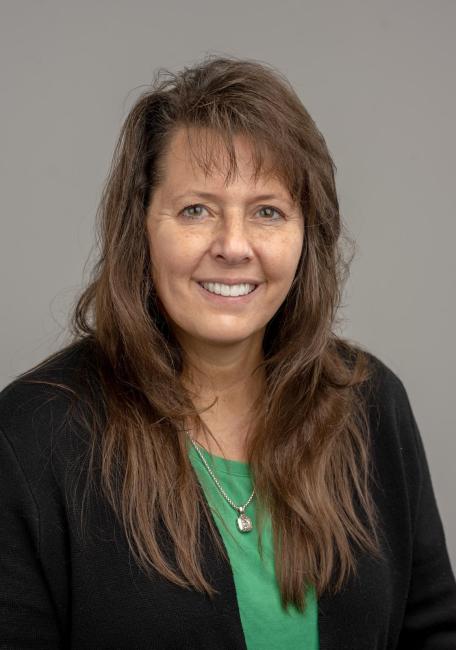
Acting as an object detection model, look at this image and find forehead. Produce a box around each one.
[159,126,289,194]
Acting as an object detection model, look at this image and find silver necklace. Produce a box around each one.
[187,433,255,533]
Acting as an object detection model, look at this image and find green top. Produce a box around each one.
[188,440,319,649]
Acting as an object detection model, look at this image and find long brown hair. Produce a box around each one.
[19,54,383,613]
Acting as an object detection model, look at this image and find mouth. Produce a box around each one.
[195,281,260,303]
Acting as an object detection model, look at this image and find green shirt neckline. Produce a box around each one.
[188,440,250,477]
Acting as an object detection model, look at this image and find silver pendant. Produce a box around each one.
[237,511,253,533]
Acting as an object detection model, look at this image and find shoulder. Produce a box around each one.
[0,335,99,410]
[342,342,416,425]
[352,347,425,507]
[0,336,101,476]
[338,342,423,477]
[361,348,419,436]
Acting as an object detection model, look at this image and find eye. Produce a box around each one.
[180,204,208,220]
[258,206,284,220]
[179,203,285,221]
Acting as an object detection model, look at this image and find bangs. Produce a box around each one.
[180,123,302,205]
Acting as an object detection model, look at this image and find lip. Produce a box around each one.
[195,280,261,304]
[195,279,262,286]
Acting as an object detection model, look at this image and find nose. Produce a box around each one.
[209,211,254,263]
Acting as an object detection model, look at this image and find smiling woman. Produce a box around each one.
[145,126,304,368]
[1,54,455,649]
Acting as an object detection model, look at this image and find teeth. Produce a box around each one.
[200,282,256,297]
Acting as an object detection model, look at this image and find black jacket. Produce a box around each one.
[1,339,455,649]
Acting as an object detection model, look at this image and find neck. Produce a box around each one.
[179,330,264,398]
[178,334,265,458]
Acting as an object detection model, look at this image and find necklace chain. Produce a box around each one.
[186,432,255,532]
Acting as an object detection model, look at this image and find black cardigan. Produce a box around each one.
[0,339,455,649]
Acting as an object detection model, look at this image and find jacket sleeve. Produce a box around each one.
[396,383,456,648]
[0,426,63,649]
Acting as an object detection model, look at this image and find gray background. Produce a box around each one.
[1,1,455,569]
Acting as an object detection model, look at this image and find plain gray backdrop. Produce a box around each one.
[1,0,455,570]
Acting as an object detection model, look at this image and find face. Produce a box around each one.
[145,127,304,355]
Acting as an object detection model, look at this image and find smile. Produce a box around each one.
[195,281,260,304]
[198,281,257,297]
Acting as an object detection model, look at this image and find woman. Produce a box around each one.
[1,55,455,649]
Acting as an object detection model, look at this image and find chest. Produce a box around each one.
[65,480,408,650]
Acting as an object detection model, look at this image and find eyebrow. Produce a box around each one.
[172,190,295,207]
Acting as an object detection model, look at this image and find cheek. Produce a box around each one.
[286,227,304,269]
[148,229,202,286]
[263,233,303,281]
